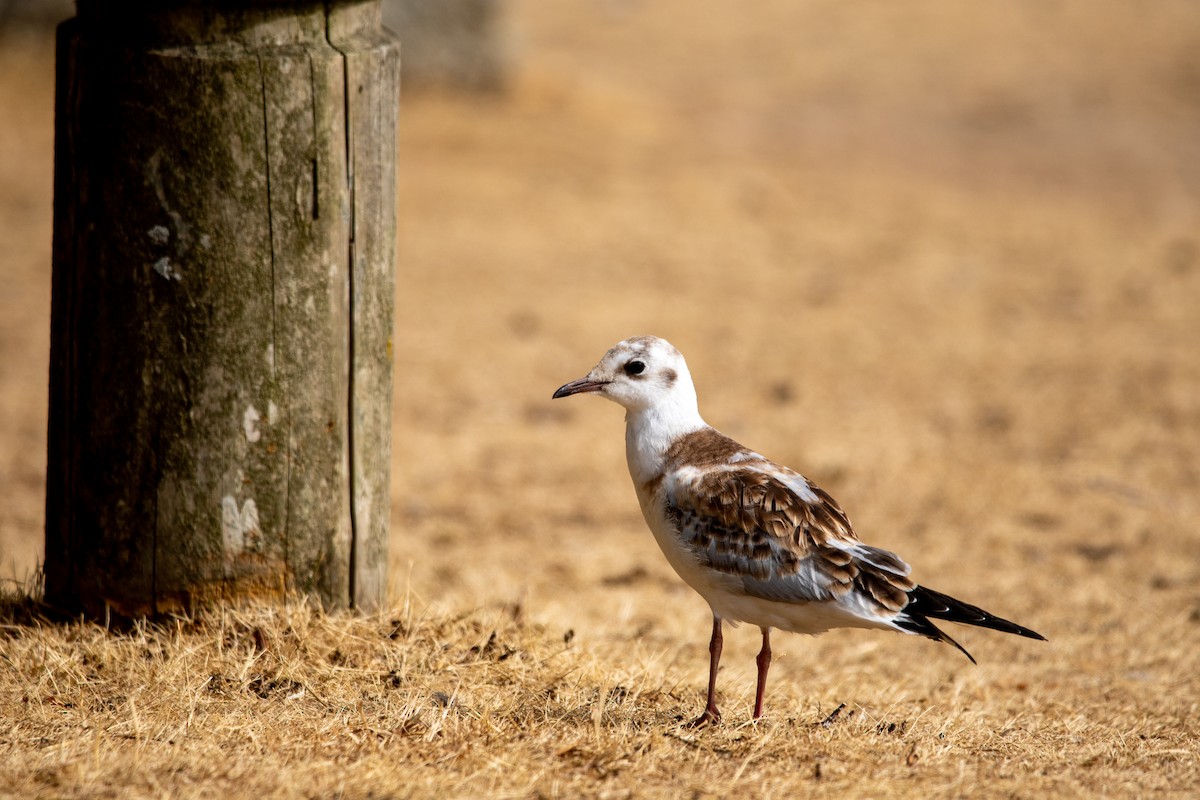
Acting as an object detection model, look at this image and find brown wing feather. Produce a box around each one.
[667,461,914,612]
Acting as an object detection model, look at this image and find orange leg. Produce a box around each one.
[753,627,772,720]
[689,615,723,726]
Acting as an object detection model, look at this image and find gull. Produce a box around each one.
[553,335,1045,725]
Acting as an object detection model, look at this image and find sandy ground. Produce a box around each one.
[2,1,1199,795]
[390,0,1200,642]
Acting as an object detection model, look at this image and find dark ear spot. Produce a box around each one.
[662,368,677,387]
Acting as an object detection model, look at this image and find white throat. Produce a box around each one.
[624,394,707,486]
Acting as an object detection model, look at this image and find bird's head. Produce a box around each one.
[552,335,697,414]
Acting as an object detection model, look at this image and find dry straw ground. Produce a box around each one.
[3,1,1200,797]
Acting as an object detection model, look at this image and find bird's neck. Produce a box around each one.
[624,399,707,486]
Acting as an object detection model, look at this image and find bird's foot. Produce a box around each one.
[687,706,721,728]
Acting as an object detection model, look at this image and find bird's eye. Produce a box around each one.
[624,360,646,376]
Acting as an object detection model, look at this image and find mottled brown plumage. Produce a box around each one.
[662,429,914,615]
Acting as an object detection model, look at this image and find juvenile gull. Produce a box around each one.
[553,335,1045,725]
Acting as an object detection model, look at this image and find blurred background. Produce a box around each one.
[1,0,1197,675]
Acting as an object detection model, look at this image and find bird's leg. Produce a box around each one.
[689,615,723,726]
[753,627,772,720]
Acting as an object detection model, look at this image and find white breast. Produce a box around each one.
[634,480,741,605]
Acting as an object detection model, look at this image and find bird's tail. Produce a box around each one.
[894,585,1046,664]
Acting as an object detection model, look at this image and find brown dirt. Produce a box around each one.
[3,1,1200,797]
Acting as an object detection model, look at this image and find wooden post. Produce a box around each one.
[45,0,398,617]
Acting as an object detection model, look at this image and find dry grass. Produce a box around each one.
[4,1,1200,797]
[1,590,1196,798]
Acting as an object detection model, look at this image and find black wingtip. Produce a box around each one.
[934,621,977,664]
[896,585,1046,658]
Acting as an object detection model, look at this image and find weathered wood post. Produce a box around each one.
[45,0,397,617]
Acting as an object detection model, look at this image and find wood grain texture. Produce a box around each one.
[45,0,396,617]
